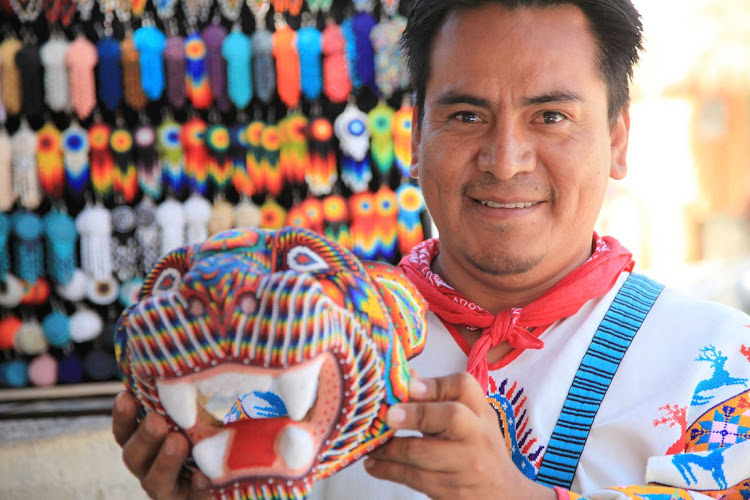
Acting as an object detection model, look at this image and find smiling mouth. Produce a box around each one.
[154,353,342,487]
[474,199,542,209]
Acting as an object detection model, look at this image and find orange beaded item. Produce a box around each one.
[272,25,301,109]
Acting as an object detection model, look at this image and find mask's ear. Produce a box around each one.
[365,262,427,360]
[140,244,195,299]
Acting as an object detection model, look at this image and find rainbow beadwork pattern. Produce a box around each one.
[115,227,427,500]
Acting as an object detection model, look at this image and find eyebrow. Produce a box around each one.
[521,91,585,106]
[433,90,585,109]
[435,93,493,109]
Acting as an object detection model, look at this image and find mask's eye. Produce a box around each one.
[286,246,329,273]
[152,268,182,297]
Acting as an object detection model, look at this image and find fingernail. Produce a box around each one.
[387,405,406,425]
[113,393,125,413]
[409,378,427,397]
[163,436,177,456]
[145,416,160,437]
[194,474,209,490]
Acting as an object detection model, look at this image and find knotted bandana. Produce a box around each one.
[399,234,634,390]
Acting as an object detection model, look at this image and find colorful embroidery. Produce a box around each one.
[692,346,748,406]
[687,391,750,452]
[654,404,688,455]
[608,485,693,499]
[487,376,545,480]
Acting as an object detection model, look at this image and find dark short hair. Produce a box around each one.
[401,0,644,127]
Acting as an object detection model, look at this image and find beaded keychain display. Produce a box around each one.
[260,122,283,197]
[11,122,42,210]
[373,184,398,261]
[89,122,114,203]
[68,306,103,342]
[133,24,167,101]
[0,213,19,300]
[352,11,377,94]
[110,127,139,204]
[111,204,139,282]
[279,112,308,187]
[11,211,44,283]
[121,36,148,111]
[298,19,323,102]
[229,122,253,197]
[42,307,71,348]
[185,32,212,110]
[40,35,72,113]
[164,34,187,109]
[183,192,212,244]
[285,203,309,229]
[62,122,90,202]
[249,0,275,105]
[340,17,360,92]
[258,197,286,230]
[245,119,265,193]
[134,124,162,200]
[76,203,113,282]
[206,124,232,193]
[96,36,122,111]
[273,19,301,109]
[396,182,425,256]
[305,116,337,196]
[155,197,185,255]
[0,38,23,116]
[0,130,15,211]
[322,194,351,249]
[202,23,231,112]
[368,99,395,176]
[233,197,261,228]
[222,27,252,109]
[321,21,351,104]
[157,118,186,195]
[301,196,324,234]
[36,122,65,201]
[15,43,45,120]
[15,319,47,356]
[43,209,78,286]
[393,96,413,178]
[66,35,98,120]
[135,196,159,274]
[181,116,209,195]
[208,197,234,236]
[371,14,407,98]
[348,191,377,260]
[55,268,88,302]
[335,101,372,193]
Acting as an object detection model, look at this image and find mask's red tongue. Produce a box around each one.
[226,418,292,469]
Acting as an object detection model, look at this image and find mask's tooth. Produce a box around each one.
[275,357,324,422]
[156,379,197,429]
[192,430,231,480]
[196,373,273,420]
[277,426,315,470]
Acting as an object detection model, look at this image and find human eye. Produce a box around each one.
[450,111,482,124]
[540,111,566,125]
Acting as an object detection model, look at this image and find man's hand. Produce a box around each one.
[364,373,557,500]
[112,392,210,500]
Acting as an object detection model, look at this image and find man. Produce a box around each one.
[113,1,750,499]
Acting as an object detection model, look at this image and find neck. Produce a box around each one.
[431,241,593,314]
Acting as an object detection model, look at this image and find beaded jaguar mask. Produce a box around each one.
[115,227,427,499]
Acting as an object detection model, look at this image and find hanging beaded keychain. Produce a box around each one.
[393,94,413,178]
[371,13,408,98]
[96,35,123,112]
[183,193,212,244]
[222,26,252,110]
[9,0,43,23]
[297,12,323,102]
[0,38,23,116]
[89,121,115,203]
[368,99,395,176]
[135,196,160,275]
[249,0,276,105]
[181,116,210,196]
[322,194,351,249]
[157,117,186,196]
[185,32,213,110]
[134,20,167,101]
[301,196,324,234]
[351,10,378,94]
[15,42,45,120]
[306,0,332,15]
[154,0,178,20]
[121,36,148,111]
[373,184,398,262]
[273,14,302,109]
[40,33,71,113]
[134,124,162,200]
[335,101,372,193]
[11,121,42,210]
[156,197,185,255]
[62,122,90,203]
[208,197,234,236]
[164,26,186,109]
[261,119,283,197]
[278,112,308,187]
[245,119,266,194]
[321,20,351,104]
[43,209,78,286]
[348,191,377,260]
[216,0,242,22]
[234,197,260,228]
[76,0,95,21]
[111,203,139,282]
[396,182,425,256]
[285,202,310,230]
[259,197,287,230]
[230,121,253,197]
[110,126,139,204]
[271,0,302,16]
[66,34,99,120]
[305,116,337,196]
[182,0,213,28]
[0,130,15,211]
[202,23,231,112]
[206,123,233,194]
[340,16,360,92]
[36,122,65,202]
[11,211,44,284]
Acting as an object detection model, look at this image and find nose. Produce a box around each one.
[477,119,535,180]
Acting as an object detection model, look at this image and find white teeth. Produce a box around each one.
[156,380,197,429]
[482,200,536,209]
[277,426,315,470]
[196,373,273,421]
[275,358,324,421]
[192,430,231,479]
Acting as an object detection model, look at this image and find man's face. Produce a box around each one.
[412,4,629,297]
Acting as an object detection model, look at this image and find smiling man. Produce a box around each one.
[113,1,750,499]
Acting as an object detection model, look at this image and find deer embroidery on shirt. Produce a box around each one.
[691,346,748,406]
[741,345,750,363]
[653,404,688,455]
[672,448,727,490]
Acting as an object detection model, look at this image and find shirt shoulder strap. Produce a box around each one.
[535,273,664,490]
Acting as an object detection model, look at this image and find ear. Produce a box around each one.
[610,106,630,181]
[409,105,421,180]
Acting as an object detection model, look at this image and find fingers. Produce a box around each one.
[188,472,211,500]
[141,432,209,500]
[410,373,488,415]
[112,392,138,447]
[365,457,456,499]
[368,436,461,472]
[122,412,170,480]
[386,399,477,440]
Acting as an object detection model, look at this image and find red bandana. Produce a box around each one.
[398,234,635,390]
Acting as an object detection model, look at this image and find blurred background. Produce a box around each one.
[596,0,750,312]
